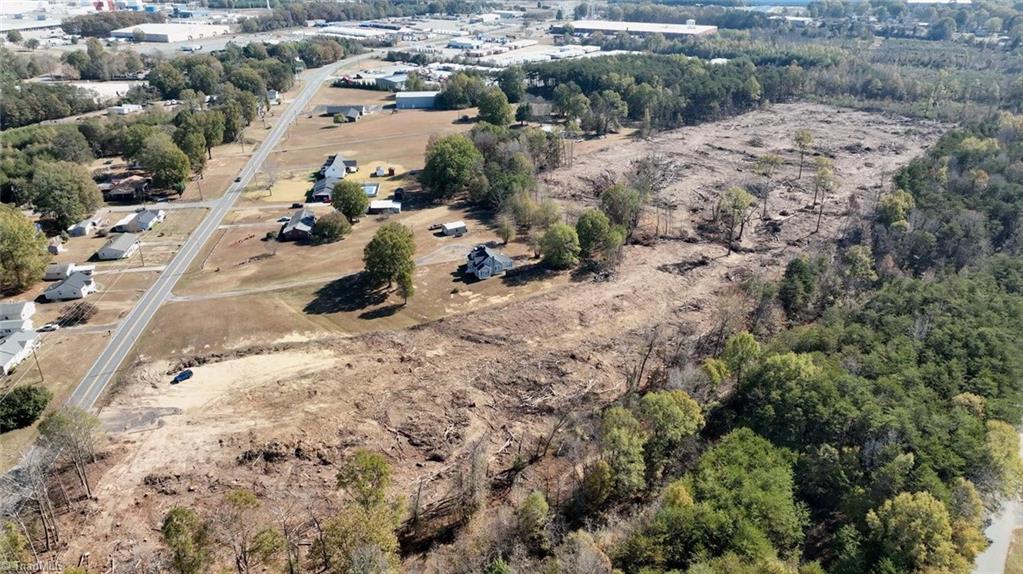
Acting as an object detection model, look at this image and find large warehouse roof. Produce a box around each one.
[570,19,718,36]
[110,23,229,42]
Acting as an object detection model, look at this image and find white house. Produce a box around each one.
[0,302,35,322]
[67,216,101,237]
[113,209,165,232]
[43,272,97,301]
[107,103,144,115]
[0,319,34,338]
[44,262,96,281]
[0,332,40,376]
[267,89,281,104]
[96,233,140,260]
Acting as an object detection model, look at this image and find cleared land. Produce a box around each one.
[61,103,945,564]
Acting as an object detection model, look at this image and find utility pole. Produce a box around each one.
[32,348,44,383]
[137,241,146,267]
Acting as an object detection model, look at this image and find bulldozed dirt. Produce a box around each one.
[64,103,945,566]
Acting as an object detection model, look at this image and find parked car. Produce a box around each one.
[291,203,303,208]
[234,176,242,182]
[171,369,194,384]
[428,223,442,231]
[37,323,60,332]
[276,216,290,223]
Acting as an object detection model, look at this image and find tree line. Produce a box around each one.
[59,11,165,37]
[237,0,488,33]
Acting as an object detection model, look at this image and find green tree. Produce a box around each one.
[396,269,414,305]
[311,212,351,244]
[331,179,369,223]
[717,186,756,254]
[121,123,159,162]
[363,223,415,289]
[599,184,642,230]
[794,129,813,180]
[0,205,48,294]
[576,208,613,259]
[584,90,628,136]
[0,385,52,433]
[420,134,484,200]
[174,128,207,175]
[497,67,526,103]
[477,86,513,127]
[497,214,516,245]
[601,407,647,498]
[540,222,581,269]
[516,491,550,553]
[30,161,102,228]
[162,507,212,574]
[638,390,704,479]
[866,491,969,573]
[515,101,534,125]
[24,39,38,50]
[337,450,392,510]
[985,420,1023,498]
[6,30,23,44]
[140,133,190,193]
[721,331,761,383]
[877,189,915,229]
[778,257,818,319]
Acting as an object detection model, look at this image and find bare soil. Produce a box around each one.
[58,103,945,565]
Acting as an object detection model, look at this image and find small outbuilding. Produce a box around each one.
[43,272,97,301]
[367,200,401,214]
[395,91,439,110]
[465,245,513,280]
[442,221,468,236]
[96,233,140,260]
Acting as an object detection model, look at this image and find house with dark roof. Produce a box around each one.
[465,245,514,279]
[318,153,358,180]
[278,208,316,241]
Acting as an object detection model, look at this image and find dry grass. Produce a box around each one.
[1009,529,1023,574]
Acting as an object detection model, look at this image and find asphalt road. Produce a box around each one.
[68,52,373,409]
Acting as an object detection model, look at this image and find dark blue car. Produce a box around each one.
[171,369,194,384]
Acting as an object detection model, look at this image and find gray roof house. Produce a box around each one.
[44,262,96,281]
[0,302,36,322]
[466,245,514,280]
[96,233,140,260]
[0,332,40,376]
[67,216,101,237]
[114,208,165,233]
[318,153,358,180]
[278,208,316,241]
[43,272,97,301]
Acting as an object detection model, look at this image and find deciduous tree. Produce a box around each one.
[363,223,415,289]
[0,205,48,294]
[331,180,369,223]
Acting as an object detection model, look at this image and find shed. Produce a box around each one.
[395,91,439,110]
[367,200,401,214]
[465,245,513,279]
[96,233,140,260]
[442,221,468,236]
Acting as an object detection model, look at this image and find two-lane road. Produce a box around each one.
[69,52,375,409]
